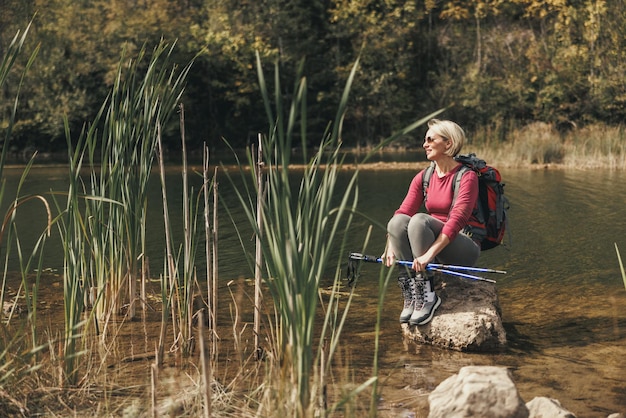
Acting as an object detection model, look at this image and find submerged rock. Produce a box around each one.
[401,274,506,352]
[2,300,24,317]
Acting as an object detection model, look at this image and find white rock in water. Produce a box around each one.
[428,366,528,418]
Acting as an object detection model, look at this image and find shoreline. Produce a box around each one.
[3,161,594,172]
[2,150,621,172]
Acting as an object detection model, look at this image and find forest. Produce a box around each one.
[1,0,625,153]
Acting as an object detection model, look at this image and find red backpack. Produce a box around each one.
[422,153,509,250]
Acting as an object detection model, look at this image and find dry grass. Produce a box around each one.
[337,122,626,171]
[466,122,626,169]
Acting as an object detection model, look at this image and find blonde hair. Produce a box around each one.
[427,119,465,157]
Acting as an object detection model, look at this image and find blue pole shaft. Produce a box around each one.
[429,267,496,283]
[428,263,506,274]
[370,256,504,275]
[353,254,498,283]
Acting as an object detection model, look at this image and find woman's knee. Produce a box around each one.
[408,213,434,231]
[387,214,410,235]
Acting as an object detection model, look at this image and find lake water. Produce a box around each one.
[2,163,626,416]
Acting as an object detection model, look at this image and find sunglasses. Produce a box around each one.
[424,135,447,143]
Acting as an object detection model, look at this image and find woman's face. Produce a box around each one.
[423,128,450,161]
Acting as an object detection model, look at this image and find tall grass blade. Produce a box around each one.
[1,22,38,321]
[0,21,38,178]
[616,243,626,291]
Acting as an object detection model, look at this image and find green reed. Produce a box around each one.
[53,117,95,385]
[616,244,626,291]
[223,52,445,415]
[0,22,48,390]
[226,55,439,416]
[82,42,191,323]
[155,105,210,359]
[223,55,362,415]
[0,22,38,307]
[4,158,52,345]
[54,41,192,383]
[0,21,37,179]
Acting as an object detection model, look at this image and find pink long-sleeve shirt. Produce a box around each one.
[395,164,479,241]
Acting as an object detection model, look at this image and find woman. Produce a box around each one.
[382,119,481,326]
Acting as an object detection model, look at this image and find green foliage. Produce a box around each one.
[2,0,626,151]
[328,0,428,146]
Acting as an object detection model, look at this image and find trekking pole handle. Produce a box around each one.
[349,252,412,266]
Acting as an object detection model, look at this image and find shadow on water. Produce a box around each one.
[502,321,540,353]
[534,315,626,348]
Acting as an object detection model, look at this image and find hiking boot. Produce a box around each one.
[398,273,421,323]
[409,274,441,326]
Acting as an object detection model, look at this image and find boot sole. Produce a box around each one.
[399,314,412,324]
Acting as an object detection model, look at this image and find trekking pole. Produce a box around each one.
[348,253,506,273]
[428,263,506,274]
[427,267,496,284]
[347,252,502,283]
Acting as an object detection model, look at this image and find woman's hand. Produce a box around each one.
[412,254,432,273]
[413,233,450,272]
[382,240,397,267]
[382,250,396,267]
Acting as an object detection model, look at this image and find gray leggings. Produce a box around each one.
[387,213,480,266]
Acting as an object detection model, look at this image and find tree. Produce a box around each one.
[328,0,432,146]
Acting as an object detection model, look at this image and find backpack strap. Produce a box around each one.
[452,165,486,228]
[450,165,471,208]
[422,162,435,203]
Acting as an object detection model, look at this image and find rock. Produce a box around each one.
[2,300,23,317]
[428,366,528,418]
[401,274,506,351]
[526,397,576,417]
